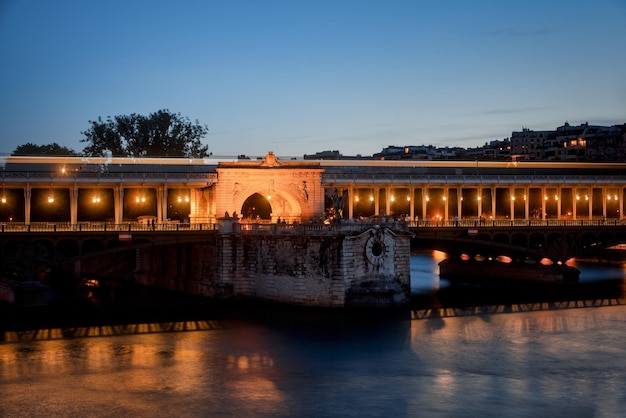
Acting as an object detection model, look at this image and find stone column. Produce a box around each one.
[348,186,354,220]
[156,186,167,223]
[443,187,449,220]
[572,187,577,220]
[541,186,547,220]
[491,186,496,220]
[422,187,428,220]
[557,187,562,220]
[114,185,124,224]
[409,188,415,221]
[385,185,391,216]
[524,186,529,220]
[70,185,78,225]
[509,186,515,221]
[618,187,624,219]
[374,187,380,216]
[24,186,31,225]
[602,186,607,219]
[457,186,462,220]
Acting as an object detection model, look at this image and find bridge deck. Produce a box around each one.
[1,218,625,234]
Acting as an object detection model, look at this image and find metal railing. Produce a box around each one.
[408,218,626,228]
[0,222,217,233]
[1,218,624,234]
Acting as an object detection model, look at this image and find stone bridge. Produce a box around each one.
[3,219,625,276]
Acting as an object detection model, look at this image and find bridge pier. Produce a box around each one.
[134,219,413,308]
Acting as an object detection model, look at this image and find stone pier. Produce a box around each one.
[135,218,413,308]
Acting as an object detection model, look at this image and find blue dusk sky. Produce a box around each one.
[1,0,625,158]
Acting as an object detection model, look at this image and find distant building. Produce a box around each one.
[556,122,625,161]
[510,128,554,160]
[373,145,457,160]
[304,150,343,160]
[308,121,625,162]
[482,138,511,159]
[304,150,367,160]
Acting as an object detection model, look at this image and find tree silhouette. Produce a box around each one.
[81,109,210,157]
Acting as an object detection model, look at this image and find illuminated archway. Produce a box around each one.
[211,152,325,223]
[241,193,272,220]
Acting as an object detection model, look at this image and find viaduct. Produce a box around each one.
[1,152,625,307]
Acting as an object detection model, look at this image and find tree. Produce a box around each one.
[12,142,77,156]
[81,109,210,157]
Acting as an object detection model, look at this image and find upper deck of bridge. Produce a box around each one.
[1,155,624,185]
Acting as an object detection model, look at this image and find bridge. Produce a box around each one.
[1,153,625,226]
[1,152,625,275]
[2,218,625,272]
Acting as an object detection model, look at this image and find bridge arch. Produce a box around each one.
[240,193,273,220]
[235,188,302,222]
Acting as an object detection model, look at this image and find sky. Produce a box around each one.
[1,0,625,158]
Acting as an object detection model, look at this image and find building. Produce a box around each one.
[511,122,626,161]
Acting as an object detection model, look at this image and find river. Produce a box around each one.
[1,252,625,417]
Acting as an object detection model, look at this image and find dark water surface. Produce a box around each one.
[1,252,625,417]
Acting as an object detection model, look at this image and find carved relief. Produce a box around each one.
[365,228,394,267]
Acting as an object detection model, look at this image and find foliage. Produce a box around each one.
[81,109,210,157]
[12,142,77,156]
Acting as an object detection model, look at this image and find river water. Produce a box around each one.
[1,252,626,417]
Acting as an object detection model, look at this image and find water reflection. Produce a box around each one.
[409,306,626,417]
[1,305,624,417]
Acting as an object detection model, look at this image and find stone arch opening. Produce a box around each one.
[241,193,273,220]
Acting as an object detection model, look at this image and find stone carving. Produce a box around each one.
[260,151,280,167]
[299,181,308,201]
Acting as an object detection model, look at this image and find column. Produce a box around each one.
[70,186,79,225]
[524,186,529,220]
[409,188,415,221]
[477,187,482,219]
[572,187,577,220]
[557,187,562,220]
[385,185,391,216]
[374,187,380,216]
[602,186,607,219]
[509,187,515,221]
[24,186,31,225]
[618,186,624,219]
[162,187,169,223]
[443,187,449,220]
[114,185,124,224]
[422,187,428,220]
[156,186,166,223]
[541,186,546,220]
[348,186,354,220]
[491,186,496,220]
[457,186,462,220]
